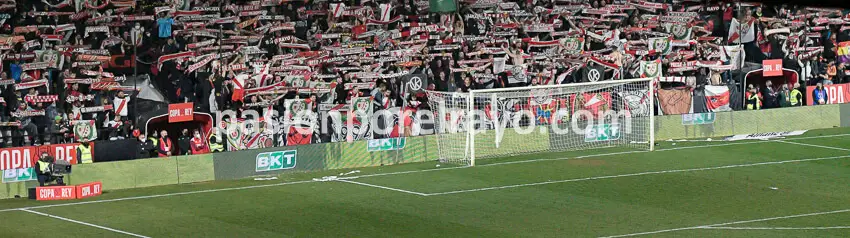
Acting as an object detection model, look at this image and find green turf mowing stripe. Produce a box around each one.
[21,209,150,238]
[775,140,850,151]
[424,155,850,196]
[0,209,122,237]
[600,209,850,238]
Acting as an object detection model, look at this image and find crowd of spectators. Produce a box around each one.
[1,0,849,152]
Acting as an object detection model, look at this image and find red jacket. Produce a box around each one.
[190,137,209,154]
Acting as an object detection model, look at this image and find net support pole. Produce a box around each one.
[467,91,475,166]
[649,77,656,151]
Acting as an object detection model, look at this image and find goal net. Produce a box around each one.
[427,78,654,166]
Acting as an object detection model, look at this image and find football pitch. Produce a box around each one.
[1,128,850,237]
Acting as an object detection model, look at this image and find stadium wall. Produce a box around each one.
[65,154,215,191]
[0,154,215,199]
[654,104,841,141]
[0,181,37,199]
[0,136,441,199]
[212,135,440,180]
[840,104,850,127]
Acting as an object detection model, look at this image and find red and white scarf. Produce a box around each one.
[25,95,59,103]
[158,51,196,69]
[16,80,48,90]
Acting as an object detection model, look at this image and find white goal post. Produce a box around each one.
[427,78,656,166]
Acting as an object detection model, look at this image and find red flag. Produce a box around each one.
[286,126,313,146]
[704,85,731,112]
[352,25,367,38]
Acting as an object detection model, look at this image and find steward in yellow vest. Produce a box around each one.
[77,141,93,164]
[790,84,803,106]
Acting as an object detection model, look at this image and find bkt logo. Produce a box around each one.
[256,150,297,172]
[2,168,36,183]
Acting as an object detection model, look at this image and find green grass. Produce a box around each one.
[1,128,850,237]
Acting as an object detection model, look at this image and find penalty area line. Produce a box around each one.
[774,140,850,152]
[21,209,151,238]
[699,226,850,230]
[599,209,850,237]
[427,155,850,196]
[336,133,850,180]
[0,180,316,213]
[655,133,850,152]
[336,179,430,196]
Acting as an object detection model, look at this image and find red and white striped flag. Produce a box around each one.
[330,3,346,18]
[379,4,392,22]
[114,96,129,116]
[441,14,455,28]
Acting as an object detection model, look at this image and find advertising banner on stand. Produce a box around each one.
[0,144,79,170]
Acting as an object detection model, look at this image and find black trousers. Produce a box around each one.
[37,174,64,186]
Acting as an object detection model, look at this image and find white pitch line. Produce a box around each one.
[599,209,850,237]
[337,165,470,180]
[345,133,850,179]
[574,150,650,159]
[476,150,648,167]
[656,133,850,152]
[655,140,765,151]
[337,180,430,196]
[0,180,315,213]
[775,140,850,151]
[700,226,850,230]
[427,155,850,196]
[2,133,849,213]
[21,209,151,238]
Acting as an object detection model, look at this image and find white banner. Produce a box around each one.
[724,131,807,141]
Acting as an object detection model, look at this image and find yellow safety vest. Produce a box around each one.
[37,160,50,173]
[209,141,223,152]
[790,89,802,105]
[78,146,93,164]
[747,94,762,110]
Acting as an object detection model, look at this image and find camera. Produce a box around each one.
[49,159,72,176]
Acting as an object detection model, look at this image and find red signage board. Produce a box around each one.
[168,103,194,123]
[806,83,850,105]
[762,59,783,77]
[36,186,78,201]
[0,144,79,171]
[76,182,103,199]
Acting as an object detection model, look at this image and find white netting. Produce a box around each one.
[426,91,473,166]
[427,78,654,166]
